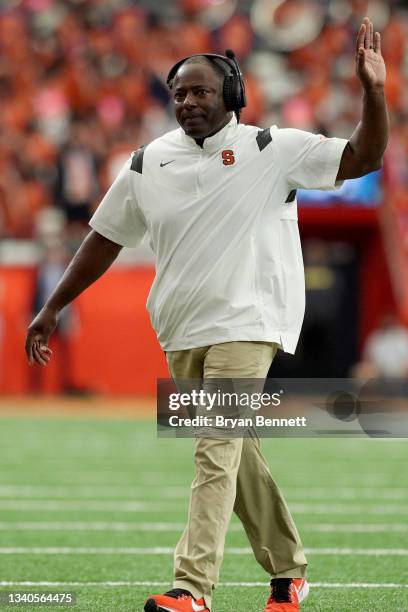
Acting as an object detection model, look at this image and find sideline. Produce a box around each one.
[0,581,407,589]
[0,397,155,419]
[0,546,407,556]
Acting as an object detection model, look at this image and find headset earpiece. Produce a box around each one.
[223,75,236,111]
[224,49,246,111]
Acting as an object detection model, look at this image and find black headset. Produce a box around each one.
[166,49,247,122]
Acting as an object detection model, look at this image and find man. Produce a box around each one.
[26,17,388,612]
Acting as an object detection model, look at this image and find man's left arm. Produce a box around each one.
[337,16,389,181]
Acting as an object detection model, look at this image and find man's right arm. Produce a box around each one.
[25,230,122,366]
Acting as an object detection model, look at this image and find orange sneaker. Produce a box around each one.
[264,578,309,611]
[144,588,209,612]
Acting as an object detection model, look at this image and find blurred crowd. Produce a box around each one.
[0,0,407,244]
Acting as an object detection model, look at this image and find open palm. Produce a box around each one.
[356,17,386,89]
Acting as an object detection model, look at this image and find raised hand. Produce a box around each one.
[356,16,386,90]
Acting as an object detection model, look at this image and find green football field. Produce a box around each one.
[0,403,407,611]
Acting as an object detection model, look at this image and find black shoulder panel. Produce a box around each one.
[285,189,297,203]
[256,128,272,152]
[130,146,145,174]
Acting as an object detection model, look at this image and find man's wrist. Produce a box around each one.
[43,301,62,315]
[363,83,385,97]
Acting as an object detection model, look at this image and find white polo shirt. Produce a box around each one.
[89,115,348,353]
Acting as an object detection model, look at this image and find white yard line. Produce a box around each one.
[0,500,406,514]
[0,472,398,485]
[0,501,174,511]
[289,503,408,514]
[0,486,189,499]
[0,484,408,500]
[0,521,407,533]
[0,521,188,531]
[0,547,407,556]
[0,581,406,589]
[286,487,408,500]
[302,523,408,533]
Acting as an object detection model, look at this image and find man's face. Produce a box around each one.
[172,63,231,139]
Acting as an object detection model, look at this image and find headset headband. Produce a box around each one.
[166,49,246,121]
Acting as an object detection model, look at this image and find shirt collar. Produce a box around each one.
[180,114,237,152]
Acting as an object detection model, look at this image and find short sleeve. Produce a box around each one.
[89,156,147,248]
[273,127,349,191]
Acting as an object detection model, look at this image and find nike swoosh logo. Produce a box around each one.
[191,602,206,612]
[160,160,175,167]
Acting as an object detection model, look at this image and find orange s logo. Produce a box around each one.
[222,150,235,165]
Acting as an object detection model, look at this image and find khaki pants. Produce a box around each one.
[166,341,307,611]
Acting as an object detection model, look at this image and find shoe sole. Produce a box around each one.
[144,599,172,612]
